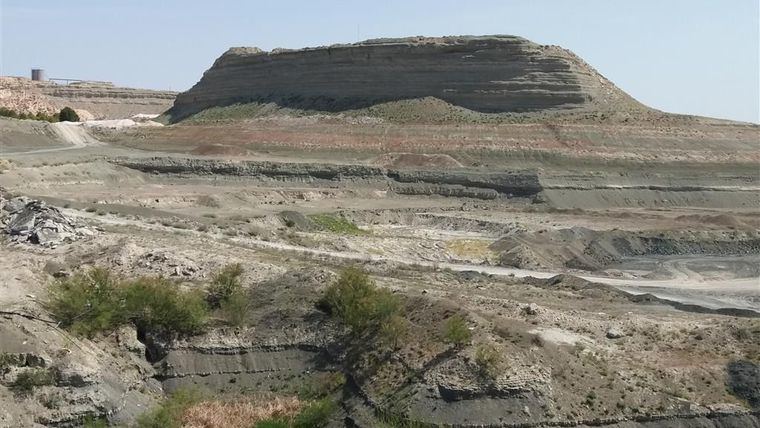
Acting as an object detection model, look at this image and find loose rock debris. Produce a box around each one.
[1,192,94,246]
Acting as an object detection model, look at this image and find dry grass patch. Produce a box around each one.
[182,396,303,428]
[446,239,496,262]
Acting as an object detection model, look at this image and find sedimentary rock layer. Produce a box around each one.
[111,156,543,198]
[167,35,642,121]
[0,77,176,119]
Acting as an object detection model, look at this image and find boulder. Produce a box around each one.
[606,327,626,339]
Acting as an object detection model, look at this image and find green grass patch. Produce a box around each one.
[255,398,336,428]
[136,388,204,428]
[308,214,363,235]
[298,372,346,399]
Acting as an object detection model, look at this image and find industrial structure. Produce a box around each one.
[31,68,45,81]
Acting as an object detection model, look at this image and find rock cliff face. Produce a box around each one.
[0,77,176,119]
[40,81,177,119]
[167,35,643,121]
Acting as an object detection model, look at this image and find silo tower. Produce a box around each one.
[31,69,46,81]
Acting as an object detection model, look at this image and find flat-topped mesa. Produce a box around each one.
[167,35,644,122]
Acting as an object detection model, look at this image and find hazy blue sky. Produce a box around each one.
[1,0,758,122]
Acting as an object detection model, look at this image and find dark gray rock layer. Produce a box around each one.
[111,157,543,199]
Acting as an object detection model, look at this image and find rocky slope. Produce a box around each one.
[166,35,646,122]
[0,77,176,120]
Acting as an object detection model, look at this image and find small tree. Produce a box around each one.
[380,314,408,349]
[474,342,503,379]
[207,263,244,308]
[320,266,401,337]
[58,107,79,122]
[443,314,471,346]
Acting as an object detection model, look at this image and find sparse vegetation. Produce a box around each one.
[46,268,125,336]
[0,352,21,373]
[122,277,208,336]
[219,288,250,326]
[140,391,326,428]
[319,267,401,341]
[185,397,302,428]
[291,398,335,427]
[443,314,471,346]
[47,268,208,337]
[256,398,336,428]
[208,263,243,306]
[58,106,80,122]
[379,314,408,349]
[309,214,363,235]
[298,372,346,399]
[12,368,57,395]
[136,388,205,428]
[474,342,503,379]
[0,107,58,122]
[81,416,108,428]
[208,263,250,326]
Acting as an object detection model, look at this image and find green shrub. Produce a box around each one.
[380,314,408,349]
[376,413,429,428]
[443,314,471,346]
[47,268,208,337]
[12,368,57,395]
[219,287,250,327]
[82,416,108,428]
[0,107,20,119]
[293,399,335,428]
[137,388,204,428]
[59,106,79,122]
[309,214,363,235]
[207,263,251,326]
[46,268,125,337]
[474,342,502,378]
[123,277,208,336]
[208,263,243,307]
[320,267,401,336]
[0,107,57,122]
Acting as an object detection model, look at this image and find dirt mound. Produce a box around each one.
[373,152,462,169]
[191,143,248,156]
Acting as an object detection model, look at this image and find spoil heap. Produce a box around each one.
[1,194,93,246]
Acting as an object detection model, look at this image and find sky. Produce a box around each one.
[1,0,758,123]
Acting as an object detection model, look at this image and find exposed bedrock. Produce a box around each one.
[111,157,543,199]
[0,77,176,119]
[166,35,642,121]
